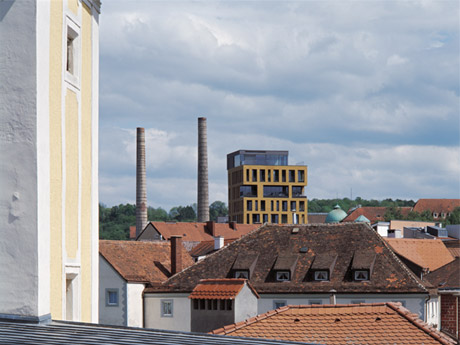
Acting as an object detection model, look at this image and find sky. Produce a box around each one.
[99,0,460,211]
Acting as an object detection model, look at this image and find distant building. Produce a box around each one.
[0,0,100,323]
[227,150,308,224]
[413,199,460,220]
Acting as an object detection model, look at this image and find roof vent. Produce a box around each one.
[334,318,341,322]
[294,318,301,323]
[299,247,309,253]
[375,317,382,322]
[291,227,299,234]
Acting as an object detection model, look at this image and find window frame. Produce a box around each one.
[314,270,329,281]
[161,299,173,317]
[276,271,290,282]
[234,270,249,279]
[105,288,119,307]
[353,270,369,281]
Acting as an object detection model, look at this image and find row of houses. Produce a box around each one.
[99,221,460,343]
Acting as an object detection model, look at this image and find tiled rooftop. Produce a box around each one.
[426,258,460,290]
[342,206,411,223]
[145,223,427,294]
[189,239,236,258]
[189,279,259,300]
[138,221,260,243]
[211,303,457,345]
[385,238,454,272]
[99,240,195,283]
[413,199,460,216]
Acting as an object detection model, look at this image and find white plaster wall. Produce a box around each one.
[127,283,145,327]
[99,256,126,326]
[234,284,258,323]
[144,294,191,332]
[426,295,440,328]
[258,294,426,319]
[0,0,46,319]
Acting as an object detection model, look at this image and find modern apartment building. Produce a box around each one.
[227,150,307,224]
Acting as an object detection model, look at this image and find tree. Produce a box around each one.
[209,201,228,221]
[148,206,169,221]
[445,207,460,225]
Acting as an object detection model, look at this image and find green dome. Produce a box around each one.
[354,215,370,223]
[325,205,347,223]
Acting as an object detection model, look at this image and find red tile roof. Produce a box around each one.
[385,238,454,272]
[138,221,260,243]
[99,240,195,283]
[211,303,456,345]
[413,199,460,217]
[188,279,259,300]
[426,258,460,290]
[145,223,427,295]
[189,239,236,258]
[342,206,412,223]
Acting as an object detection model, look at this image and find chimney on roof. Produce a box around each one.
[214,236,224,250]
[136,127,148,238]
[170,236,183,275]
[229,221,237,230]
[129,226,136,240]
[206,221,216,237]
[197,117,209,222]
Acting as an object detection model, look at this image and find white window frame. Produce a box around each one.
[276,271,290,281]
[161,299,173,317]
[105,289,119,307]
[314,270,329,281]
[354,270,369,281]
[65,17,81,89]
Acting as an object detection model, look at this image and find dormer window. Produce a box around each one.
[314,271,329,281]
[276,271,290,281]
[354,270,369,281]
[234,270,249,279]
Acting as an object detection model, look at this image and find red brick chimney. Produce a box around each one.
[170,236,183,275]
[206,221,216,237]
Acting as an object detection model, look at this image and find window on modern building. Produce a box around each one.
[252,169,257,182]
[298,170,305,182]
[281,214,288,223]
[309,300,322,305]
[292,186,303,197]
[263,214,268,223]
[273,300,287,309]
[314,271,329,281]
[260,170,265,182]
[271,201,274,211]
[271,214,279,223]
[282,170,286,182]
[234,270,249,279]
[246,169,250,182]
[246,214,250,224]
[290,201,296,211]
[252,214,260,224]
[255,200,258,211]
[353,270,369,281]
[282,201,288,212]
[106,289,119,307]
[247,200,252,211]
[299,201,305,212]
[274,170,279,182]
[276,271,290,281]
[289,170,295,182]
[161,300,173,317]
[261,200,266,211]
[276,201,280,211]
[268,169,271,182]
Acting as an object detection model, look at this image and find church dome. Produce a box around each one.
[325,205,347,223]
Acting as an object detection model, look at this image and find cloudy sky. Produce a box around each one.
[99,0,459,211]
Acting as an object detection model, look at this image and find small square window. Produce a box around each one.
[354,270,369,281]
[106,289,119,306]
[234,270,249,279]
[161,299,173,317]
[273,300,287,309]
[314,271,329,281]
[276,271,290,281]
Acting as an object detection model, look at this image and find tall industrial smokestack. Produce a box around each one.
[197,117,209,222]
[136,127,147,237]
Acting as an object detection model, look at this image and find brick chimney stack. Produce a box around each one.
[206,221,216,237]
[197,117,209,222]
[136,128,148,237]
[170,236,183,275]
